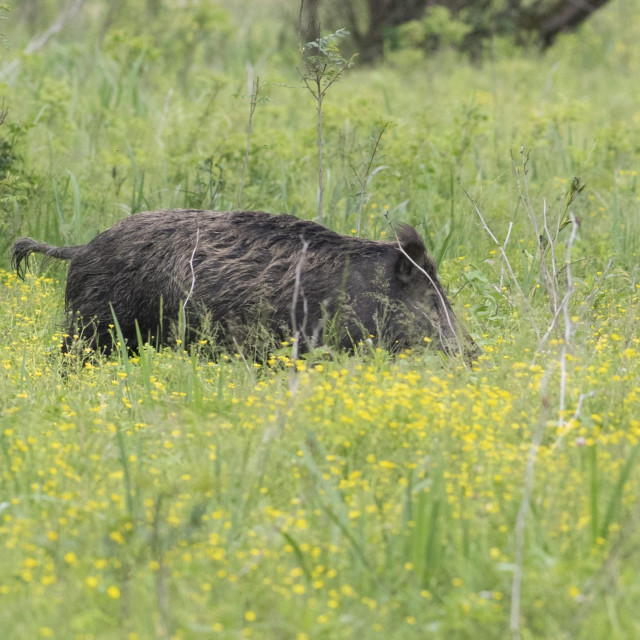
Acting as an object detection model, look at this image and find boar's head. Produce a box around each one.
[382,224,478,359]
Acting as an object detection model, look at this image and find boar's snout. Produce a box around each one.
[433,286,479,361]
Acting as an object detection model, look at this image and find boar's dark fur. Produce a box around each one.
[11,209,476,358]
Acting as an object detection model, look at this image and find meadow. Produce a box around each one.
[1,1,640,638]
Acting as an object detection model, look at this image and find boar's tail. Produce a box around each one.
[11,238,83,280]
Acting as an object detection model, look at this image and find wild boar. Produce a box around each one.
[11,209,476,358]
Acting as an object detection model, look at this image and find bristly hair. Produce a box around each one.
[8,209,475,358]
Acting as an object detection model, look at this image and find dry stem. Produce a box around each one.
[290,238,311,365]
[510,368,553,639]
[352,123,389,236]
[2,0,87,79]
[182,221,201,328]
[558,214,579,427]
[237,68,261,209]
[461,184,541,343]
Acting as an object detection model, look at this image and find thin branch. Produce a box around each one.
[497,221,514,293]
[182,223,201,321]
[2,0,87,79]
[237,68,260,210]
[260,240,312,444]
[558,213,580,428]
[534,289,571,359]
[299,73,319,101]
[461,183,541,343]
[511,148,558,314]
[583,257,614,308]
[151,495,171,640]
[316,82,324,222]
[542,197,560,312]
[232,337,255,382]
[353,122,389,236]
[320,63,350,94]
[555,390,596,450]
[510,365,554,640]
[290,238,311,364]
[25,0,87,54]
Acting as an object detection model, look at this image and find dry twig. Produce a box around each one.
[237,67,261,209]
[1,0,87,79]
[461,183,541,343]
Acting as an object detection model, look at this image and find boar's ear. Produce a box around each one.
[394,224,427,284]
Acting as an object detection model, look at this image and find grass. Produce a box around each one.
[1,1,640,638]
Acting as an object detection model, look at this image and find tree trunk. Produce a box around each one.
[300,0,321,48]
[330,0,612,62]
[355,0,433,62]
[537,0,612,48]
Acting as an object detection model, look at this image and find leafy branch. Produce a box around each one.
[299,29,356,223]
